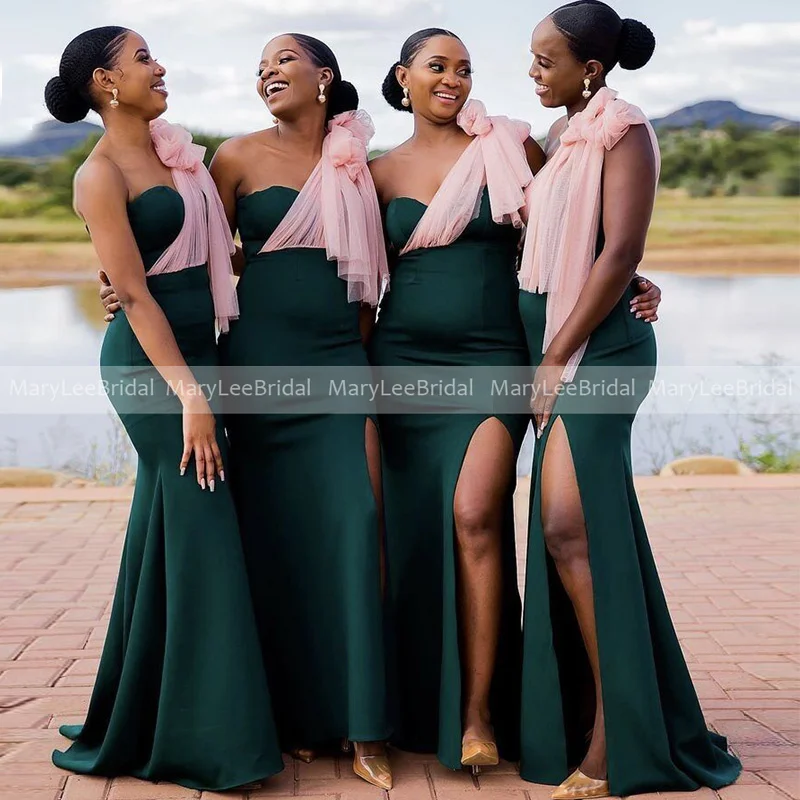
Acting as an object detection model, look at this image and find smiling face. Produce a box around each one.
[93,31,168,119]
[529,16,601,110]
[397,35,473,123]
[256,34,332,121]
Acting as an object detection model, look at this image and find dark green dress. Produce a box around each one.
[368,189,527,769]
[518,285,742,795]
[52,186,284,790]
[218,187,389,750]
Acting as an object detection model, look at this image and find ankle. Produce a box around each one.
[462,713,493,740]
[579,753,607,781]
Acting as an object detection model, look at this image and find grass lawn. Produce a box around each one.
[0,216,88,243]
[648,195,800,250]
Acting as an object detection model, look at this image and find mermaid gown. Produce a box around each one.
[518,284,742,795]
[218,187,389,750]
[52,186,284,790]
[368,188,528,769]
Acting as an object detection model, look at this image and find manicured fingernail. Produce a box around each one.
[180,467,185,476]
[630,306,636,313]
[200,478,206,490]
[210,479,215,493]
[635,312,642,319]
[220,470,226,482]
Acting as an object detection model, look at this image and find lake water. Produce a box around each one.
[0,272,798,478]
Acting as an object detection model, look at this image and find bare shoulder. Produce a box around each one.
[73,154,126,216]
[367,150,394,180]
[211,133,256,165]
[607,123,656,171]
[612,123,654,153]
[368,147,407,201]
[74,152,124,192]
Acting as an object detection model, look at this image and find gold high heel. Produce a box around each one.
[460,738,499,776]
[347,740,393,790]
[551,768,610,799]
[289,747,316,764]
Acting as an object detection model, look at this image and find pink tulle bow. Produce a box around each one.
[399,99,532,255]
[259,109,388,307]
[327,112,371,178]
[150,119,205,170]
[147,119,238,332]
[518,88,661,382]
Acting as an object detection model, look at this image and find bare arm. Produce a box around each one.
[77,158,221,485]
[523,136,546,176]
[531,125,657,433]
[209,139,245,276]
[544,125,657,364]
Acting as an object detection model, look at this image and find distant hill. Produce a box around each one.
[0,120,103,159]
[652,100,798,131]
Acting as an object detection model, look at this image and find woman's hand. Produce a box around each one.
[180,395,225,491]
[99,270,121,322]
[531,355,565,438]
[629,275,661,323]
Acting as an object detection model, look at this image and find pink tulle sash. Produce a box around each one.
[399,99,532,255]
[147,119,238,333]
[518,88,660,382]
[259,110,388,307]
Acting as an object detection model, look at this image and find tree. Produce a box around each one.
[0,159,37,187]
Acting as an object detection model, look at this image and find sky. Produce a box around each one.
[1,0,798,148]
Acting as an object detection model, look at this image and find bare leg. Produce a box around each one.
[454,418,515,744]
[541,417,606,780]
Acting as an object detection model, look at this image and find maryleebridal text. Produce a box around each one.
[329,379,474,401]
[8,378,313,400]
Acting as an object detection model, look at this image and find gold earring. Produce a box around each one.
[272,117,279,124]
[318,83,326,103]
[110,88,119,108]
[401,86,410,108]
[582,78,592,99]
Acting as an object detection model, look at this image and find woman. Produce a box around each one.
[369,27,662,774]
[45,26,283,790]
[517,3,742,798]
[207,34,392,789]
[100,34,392,789]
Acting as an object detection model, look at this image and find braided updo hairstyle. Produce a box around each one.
[550,1,655,72]
[44,26,129,123]
[289,34,359,120]
[381,28,463,112]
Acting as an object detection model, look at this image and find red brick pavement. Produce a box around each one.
[0,476,798,800]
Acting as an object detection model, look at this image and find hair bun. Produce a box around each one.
[44,75,90,123]
[381,62,409,112]
[327,78,359,119]
[337,80,359,111]
[618,18,656,70]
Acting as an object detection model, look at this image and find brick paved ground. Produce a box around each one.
[0,476,798,800]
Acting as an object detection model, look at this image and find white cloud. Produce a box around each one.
[616,19,800,119]
[16,54,58,73]
[678,19,800,49]
[683,19,715,36]
[114,0,439,32]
